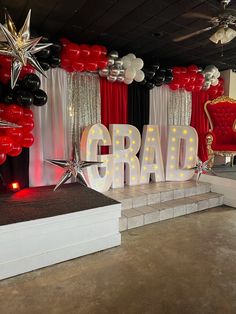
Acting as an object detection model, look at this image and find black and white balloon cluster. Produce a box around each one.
[202,65,221,90]
[122,53,145,84]
[98,51,145,84]
[141,63,173,89]
[98,50,125,83]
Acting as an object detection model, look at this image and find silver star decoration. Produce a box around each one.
[46,143,102,191]
[0,9,52,88]
[189,157,215,182]
[0,119,21,128]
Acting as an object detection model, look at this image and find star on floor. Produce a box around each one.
[46,143,102,191]
[0,9,52,88]
[191,157,216,182]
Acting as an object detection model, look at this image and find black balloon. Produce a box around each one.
[14,89,34,106]
[22,74,41,92]
[164,70,174,84]
[33,89,48,106]
[151,62,160,71]
[143,68,155,80]
[50,56,61,68]
[51,42,62,54]
[37,47,51,59]
[146,82,155,90]
[139,78,147,86]
[3,90,14,104]
[39,61,50,71]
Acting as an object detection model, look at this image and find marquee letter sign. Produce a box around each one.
[80,124,198,192]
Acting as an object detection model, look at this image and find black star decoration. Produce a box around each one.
[46,143,102,191]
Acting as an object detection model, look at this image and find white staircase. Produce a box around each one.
[103,181,224,232]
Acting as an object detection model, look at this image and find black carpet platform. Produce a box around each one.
[0,184,119,226]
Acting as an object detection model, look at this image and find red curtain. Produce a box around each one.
[191,91,210,161]
[100,78,128,127]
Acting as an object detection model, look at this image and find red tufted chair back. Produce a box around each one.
[205,97,236,150]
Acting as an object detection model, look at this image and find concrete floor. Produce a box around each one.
[0,206,236,314]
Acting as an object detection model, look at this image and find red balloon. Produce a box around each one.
[100,46,107,56]
[23,108,34,119]
[0,136,13,154]
[180,73,190,84]
[66,43,80,59]
[7,143,22,157]
[185,84,195,92]
[196,73,205,84]
[85,61,98,72]
[21,133,34,147]
[97,57,108,69]
[19,66,35,79]
[180,67,187,74]
[60,37,70,47]
[5,128,23,144]
[0,153,6,165]
[0,69,11,84]
[72,61,85,72]
[194,85,203,92]
[0,55,12,69]
[80,44,91,57]
[61,54,71,69]
[0,103,6,119]
[172,67,181,75]
[218,77,224,86]
[187,65,199,73]
[189,73,196,83]
[18,117,34,132]
[5,104,24,122]
[91,45,102,57]
[168,83,179,91]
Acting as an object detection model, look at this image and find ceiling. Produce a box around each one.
[1,0,236,70]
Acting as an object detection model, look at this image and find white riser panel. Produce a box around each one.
[0,234,121,280]
[0,218,119,263]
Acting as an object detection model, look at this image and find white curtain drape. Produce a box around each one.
[149,85,192,165]
[29,69,101,187]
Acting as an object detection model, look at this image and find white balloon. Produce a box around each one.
[122,56,132,69]
[124,78,133,85]
[125,67,136,80]
[211,78,219,86]
[126,53,136,61]
[134,70,145,82]
[131,58,144,70]
[215,70,220,78]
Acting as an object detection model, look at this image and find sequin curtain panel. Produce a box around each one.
[149,86,170,164]
[68,72,101,143]
[168,89,192,126]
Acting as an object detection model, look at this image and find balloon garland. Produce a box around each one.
[60,38,108,73]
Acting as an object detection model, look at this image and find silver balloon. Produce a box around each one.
[117,75,125,83]
[109,50,119,59]
[107,57,115,66]
[107,75,117,82]
[110,65,120,76]
[203,81,211,90]
[119,68,125,75]
[99,68,109,77]
[204,72,213,80]
[114,58,123,67]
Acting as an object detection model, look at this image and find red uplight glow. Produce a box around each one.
[9,182,20,192]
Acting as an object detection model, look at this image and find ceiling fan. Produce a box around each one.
[173,0,236,44]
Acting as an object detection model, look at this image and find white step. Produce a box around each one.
[119,192,224,231]
[102,181,224,232]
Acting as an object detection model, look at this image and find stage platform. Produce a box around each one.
[0,184,121,280]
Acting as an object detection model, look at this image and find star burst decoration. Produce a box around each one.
[0,9,52,88]
[190,157,215,182]
[0,119,21,128]
[46,143,102,191]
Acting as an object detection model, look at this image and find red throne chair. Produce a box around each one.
[204,96,236,167]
